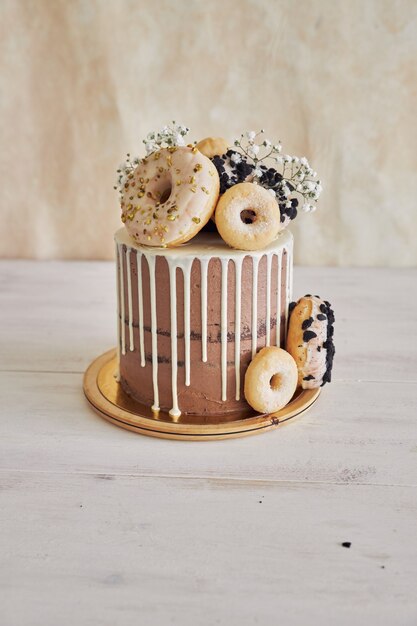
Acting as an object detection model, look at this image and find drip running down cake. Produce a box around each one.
[114,124,335,418]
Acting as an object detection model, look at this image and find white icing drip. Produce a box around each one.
[114,228,293,414]
[136,252,145,367]
[146,255,160,411]
[251,256,260,359]
[168,264,180,417]
[234,257,243,401]
[284,247,291,339]
[289,238,294,303]
[115,241,121,381]
[118,243,126,356]
[200,258,209,363]
[126,248,134,351]
[182,259,193,387]
[265,253,272,347]
[220,258,229,402]
[276,250,282,347]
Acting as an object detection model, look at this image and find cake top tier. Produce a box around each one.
[115,226,293,261]
[115,123,322,252]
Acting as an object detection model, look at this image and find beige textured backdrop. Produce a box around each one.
[1,0,416,265]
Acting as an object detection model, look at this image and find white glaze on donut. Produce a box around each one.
[121,146,219,247]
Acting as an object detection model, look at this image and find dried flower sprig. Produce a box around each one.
[143,121,190,155]
[233,130,323,214]
[114,154,141,195]
[114,121,191,195]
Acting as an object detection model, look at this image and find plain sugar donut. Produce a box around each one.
[121,146,219,247]
[215,182,282,251]
[286,295,335,388]
[244,346,298,413]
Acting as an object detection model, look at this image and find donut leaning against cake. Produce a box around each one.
[114,122,335,417]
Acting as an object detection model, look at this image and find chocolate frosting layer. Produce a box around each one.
[115,229,293,416]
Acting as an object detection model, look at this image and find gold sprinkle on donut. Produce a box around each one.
[189,175,196,184]
[153,152,160,160]
[192,217,201,224]
[190,186,197,193]
[201,186,210,195]
[167,214,177,221]
[176,180,182,186]
[191,147,198,153]
[194,163,202,172]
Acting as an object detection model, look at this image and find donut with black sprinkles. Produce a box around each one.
[211,150,255,194]
[285,294,335,388]
[320,300,335,385]
[211,152,298,224]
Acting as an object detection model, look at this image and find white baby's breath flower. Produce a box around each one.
[267,188,277,197]
[145,142,155,155]
[302,203,313,212]
[300,157,309,167]
[248,144,260,158]
[246,130,256,141]
[230,152,242,164]
[254,167,263,178]
[175,133,185,146]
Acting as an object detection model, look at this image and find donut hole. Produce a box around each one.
[159,184,172,204]
[269,373,282,391]
[240,209,257,224]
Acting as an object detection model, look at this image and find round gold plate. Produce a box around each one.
[83,349,321,441]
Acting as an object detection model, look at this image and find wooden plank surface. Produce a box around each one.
[1,260,416,625]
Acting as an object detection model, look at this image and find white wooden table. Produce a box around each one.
[1,261,416,626]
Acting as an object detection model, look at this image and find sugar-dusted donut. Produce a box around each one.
[286,295,335,388]
[215,182,282,251]
[121,146,219,247]
[244,346,298,414]
[196,137,229,159]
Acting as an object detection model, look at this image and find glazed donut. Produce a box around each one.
[215,182,282,251]
[286,295,335,389]
[196,137,229,159]
[121,146,219,247]
[244,346,298,414]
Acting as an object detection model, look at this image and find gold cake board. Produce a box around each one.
[83,349,321,441]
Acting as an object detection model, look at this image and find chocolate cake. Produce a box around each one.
[115,227,293,416]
